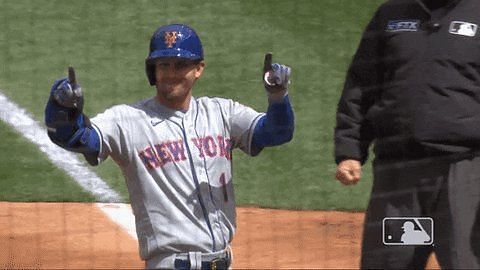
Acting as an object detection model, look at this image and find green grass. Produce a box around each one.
[0,0,384,210]
[0,121,95,201]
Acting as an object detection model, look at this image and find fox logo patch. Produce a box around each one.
[386,20,419,32]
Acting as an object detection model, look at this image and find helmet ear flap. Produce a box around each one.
[145,59,156,86]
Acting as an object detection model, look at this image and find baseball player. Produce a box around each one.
[44,24,294,269]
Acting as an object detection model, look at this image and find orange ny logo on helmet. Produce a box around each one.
[164,31,178,48]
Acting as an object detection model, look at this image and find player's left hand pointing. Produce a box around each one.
[263,53,291,93]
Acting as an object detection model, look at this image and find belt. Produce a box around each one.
[174,257,230,270]
[173,248,232,270]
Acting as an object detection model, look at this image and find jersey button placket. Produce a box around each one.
[181,115,218,251]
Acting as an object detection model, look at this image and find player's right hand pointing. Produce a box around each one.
[46,67,85,136]
[263,53,291,93]
[335,159,362,185]
[52,67,83,110]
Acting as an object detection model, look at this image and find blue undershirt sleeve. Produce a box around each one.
[251,94,294,148]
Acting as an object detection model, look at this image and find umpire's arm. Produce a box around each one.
[335,9,382,164]
[334,10,383,184]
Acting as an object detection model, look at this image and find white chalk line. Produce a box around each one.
[96,202,137,239]
[0,90,137,240]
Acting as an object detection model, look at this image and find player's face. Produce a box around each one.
[155,57,205,110]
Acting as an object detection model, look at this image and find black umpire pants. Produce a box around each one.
[361,153,480,269]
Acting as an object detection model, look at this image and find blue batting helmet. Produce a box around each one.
[145,24,204,85]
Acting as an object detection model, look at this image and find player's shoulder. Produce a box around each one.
[104,103,143,115]
[195,96,236,108]
[194,96,258,117]
[129,97,157,112]
[104,104,133,114]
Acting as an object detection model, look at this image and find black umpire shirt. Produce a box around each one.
[335,0,480,163]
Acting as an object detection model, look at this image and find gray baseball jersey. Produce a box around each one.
[91,96,263,260]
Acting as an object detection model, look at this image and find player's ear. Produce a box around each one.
[194,60,205,79]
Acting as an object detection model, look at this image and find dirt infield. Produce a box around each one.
[0,202,439,269]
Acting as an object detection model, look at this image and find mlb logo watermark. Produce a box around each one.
[383,217,433,245]
[449,21,478,37]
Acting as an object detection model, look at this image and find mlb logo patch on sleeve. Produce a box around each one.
[386,20,419,32]
[449,21,478,37]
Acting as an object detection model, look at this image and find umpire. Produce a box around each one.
[334,0,480,268]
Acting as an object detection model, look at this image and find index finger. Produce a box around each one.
[263,52,272,73]
[68,66,76,85]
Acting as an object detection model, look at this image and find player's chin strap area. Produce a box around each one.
[173,247,232,270]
